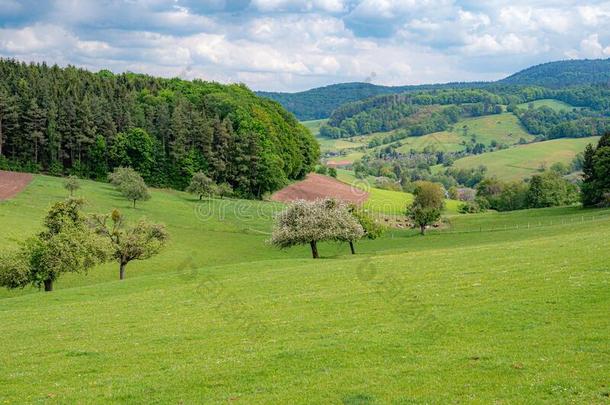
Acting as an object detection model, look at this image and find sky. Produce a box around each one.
[1,1,610,92]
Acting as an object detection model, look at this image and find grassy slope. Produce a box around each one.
[302,119,364,155]
[517,99,580,111]
[452,137,600,181]
[334,113,532,155]
[301,119,327,136]
[1,177,609,403]
[0,175,303,298]
[395,113,533,153]
[337,169,460,215]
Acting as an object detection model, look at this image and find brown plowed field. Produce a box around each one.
[271,173,369,205]
[0,171,33,200]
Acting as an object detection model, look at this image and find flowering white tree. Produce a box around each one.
[271,199,364,258]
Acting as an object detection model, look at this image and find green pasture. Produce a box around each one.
[452,137,599,180]
[517,99,581,111]
[1,175,609,403]
[396,113,534,153]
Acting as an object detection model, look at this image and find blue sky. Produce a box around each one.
[1,0,610,92]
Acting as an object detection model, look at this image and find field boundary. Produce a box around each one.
[438,212,610,235]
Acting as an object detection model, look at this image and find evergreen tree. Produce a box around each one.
[0,59,318,197]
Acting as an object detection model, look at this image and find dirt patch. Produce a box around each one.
[0,170,33,200]
[271,173,369,205]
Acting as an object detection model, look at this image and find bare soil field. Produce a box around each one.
[0,171,33,200]
[271,173,369,204]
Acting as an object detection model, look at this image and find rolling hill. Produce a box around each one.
[1,174,609,402]
[500,58,610,87]
[451,137,599,180]
[395,113,534,153]
[260,58,610,120]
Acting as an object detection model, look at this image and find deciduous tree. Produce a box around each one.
[64,175,80,196]
[271,199,364,258]
[0,199,107,292]
[408,181,444,235]
[91,210,168,280]
[186,171,215,200]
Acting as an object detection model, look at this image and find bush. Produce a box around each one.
[458,201,483,214]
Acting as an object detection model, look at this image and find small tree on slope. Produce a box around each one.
[64,175,80,196]
[0,199,107,292]
[348,204,384,254]
[271,199,364,258]
[91,209,169,280]
[186,172,216,200]
[408,181,444,235]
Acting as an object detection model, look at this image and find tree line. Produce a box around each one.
[319,85,610,140]
[0,59,319,198]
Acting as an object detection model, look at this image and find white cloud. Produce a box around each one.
[1,0,610,91]
[250,0,347,13]
[577,34,610,58]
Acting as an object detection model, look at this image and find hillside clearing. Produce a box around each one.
[395,113,534,153]
[517,98,580,111]
[452,137,599,180]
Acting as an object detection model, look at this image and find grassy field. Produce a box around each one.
[517,99,580,111]
[452,137,599,180]
[1,175,609,403]
[301,119,365,154]
[301,119,327,136]
[337,169,461,215]
[325,151,365,164]
[396,113,534,153]
[318,139,364,154]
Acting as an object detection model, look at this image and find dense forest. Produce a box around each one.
[261,58,610,120]
[258,82,486,120]
[500,58,610,87]
[320,85,610,140]
[0,59,319,198]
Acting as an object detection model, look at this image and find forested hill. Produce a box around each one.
[320,85,610,140]
[259,58,610,120]
[257,81,485,121]
[0,59,319,198]
[500,58,610,87]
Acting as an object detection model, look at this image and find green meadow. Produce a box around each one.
[336,169,460,215]
[302,119,365,155]
[1,174,609,403]
[301,119,328,136]
[452,137,600,180]
[395,113,533,153]
[517,98,580,111]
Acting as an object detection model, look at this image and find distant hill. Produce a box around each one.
[500,58,610,87]
[257,82,485,121]
[258,59,610,120]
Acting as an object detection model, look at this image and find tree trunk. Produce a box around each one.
[420,225,426,235]
[120,262,126,280]
[349,241,356,255]
[133,199,136,208]
[44,279,53,292]
[310,241,319,259]
[199,194,202,201]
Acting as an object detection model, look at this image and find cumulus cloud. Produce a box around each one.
[0,0,609,91]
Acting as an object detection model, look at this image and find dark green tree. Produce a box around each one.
[0,199,107,292]
[408,181,444,235]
